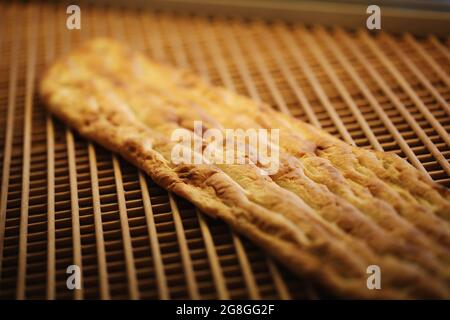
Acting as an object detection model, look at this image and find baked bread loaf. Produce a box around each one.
[39,38,450,299]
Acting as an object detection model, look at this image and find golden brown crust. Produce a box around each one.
[39,38,450,299]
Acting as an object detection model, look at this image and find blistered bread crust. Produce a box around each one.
[39,39,450,299]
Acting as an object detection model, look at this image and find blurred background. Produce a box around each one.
[93,0,450,35]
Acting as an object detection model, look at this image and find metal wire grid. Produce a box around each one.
[0,2,449,299]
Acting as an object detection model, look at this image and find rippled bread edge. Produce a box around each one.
[39,38,450,299]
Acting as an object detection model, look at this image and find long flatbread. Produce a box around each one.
[39,38,450,299]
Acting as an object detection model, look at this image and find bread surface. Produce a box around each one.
[39,38,450,299]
